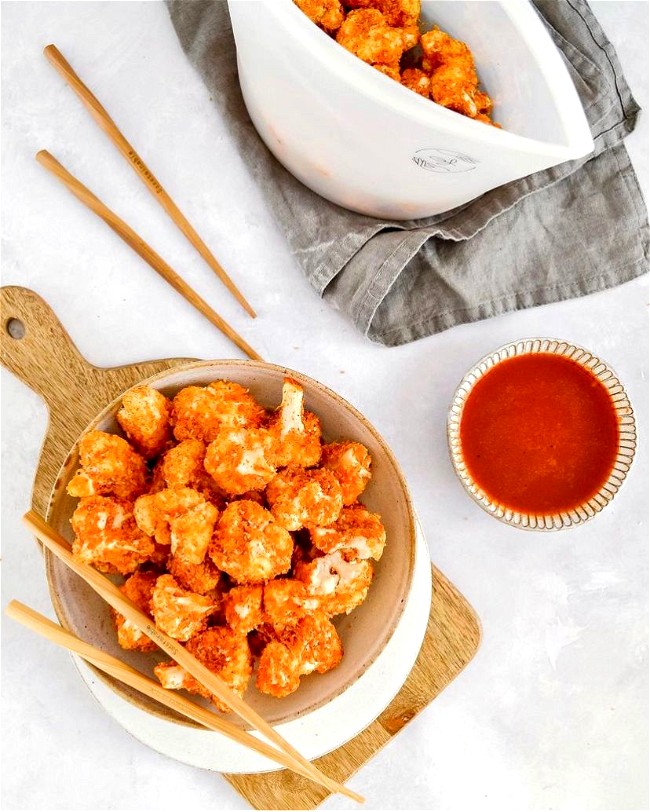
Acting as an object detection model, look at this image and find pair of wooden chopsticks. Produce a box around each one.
[40,44,262,362]
[16,511,363,803]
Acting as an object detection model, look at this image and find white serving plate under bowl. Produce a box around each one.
[71,518,432,773]
[46,361,417,729]
[447,338,637,531]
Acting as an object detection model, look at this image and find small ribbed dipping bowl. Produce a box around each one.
[447,338,637,531]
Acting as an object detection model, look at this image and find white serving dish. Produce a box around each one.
[228,0,593,220]
[71,518,432,773]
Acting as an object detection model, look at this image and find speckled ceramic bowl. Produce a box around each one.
[447,338,637,531]
[46,360,417,727]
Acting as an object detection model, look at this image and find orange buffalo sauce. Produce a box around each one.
[459,353,620,515]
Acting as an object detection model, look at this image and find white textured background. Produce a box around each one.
[1,2,648,810]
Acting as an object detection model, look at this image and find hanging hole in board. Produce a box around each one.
[6,318,26,340]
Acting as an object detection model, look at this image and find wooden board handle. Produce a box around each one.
[0,286,102,413]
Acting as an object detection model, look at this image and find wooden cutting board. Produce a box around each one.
[1,285,482,810]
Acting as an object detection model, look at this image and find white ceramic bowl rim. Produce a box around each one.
[447,338,637,531]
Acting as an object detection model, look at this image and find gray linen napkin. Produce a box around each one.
[167,0,649,346]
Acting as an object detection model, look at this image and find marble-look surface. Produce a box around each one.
[1,2,647,810]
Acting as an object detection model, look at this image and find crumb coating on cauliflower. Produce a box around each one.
[151,574,218,641]
[321,441,372,505]
[134,486,208,546]
[336,8,413,73]
[172,381,265,443]
[71,495,154,575]
[310,503,386,560]
[204,427,276,496]
[209,501,293,584]
[168,553,223,596]
[223,585,264,634]
[401,66,430,97]
[256,611,343,697]
[116,385,172,459]
[268,378,322,468]
[263,578,317,629]
[266,467,343,531]
[67,431,148,501]
[294,550,374,616]
[111,570,159,652]
[169,500,219,565]
[154,626,253,712]
[345,0,420,28]
[294,0,344,31]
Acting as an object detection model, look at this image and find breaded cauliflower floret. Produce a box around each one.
[111,570,159,652]
[67,431,148,501]
[71,495,154,575]
[266,467,343,531]
[170,501,219,566]
[310,503,386,561]
[420,26,494,121]
[116,385,173,459]
[204,427,276,496]
[263,578,317,629]
[321,441,372,505]
[268,378,322,469]
[133,486,205,545]
[401,66,431,98]
[168,553,223,596]
[159,439,226,504]
[345,0,420,28]
[336,8,414,74]
[151,574,218,641]
[209,501,293,584]
[154,626,253,712]
[223,585,264,634]
[256,611,343,698]
[294,550,373,616]
[171,381,265,443]
[293,0,344,31]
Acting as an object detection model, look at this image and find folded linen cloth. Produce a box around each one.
[167,0,648,346]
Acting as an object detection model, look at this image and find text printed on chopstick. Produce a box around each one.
[127,150,163,194]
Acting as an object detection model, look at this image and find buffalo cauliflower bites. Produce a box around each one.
[172,381,264,443]
[268,378,322,468]
[293,0,498,126]
[294,0,344,31]
[321,441,372,505]
[204,427,276,495]
[310,503,386,560]
[210,500,293,584]
[69,374,387,708]
[71,495,154,575]
[151,574,219,641]
[116,385,172,459]
[154,626,253,712]
[257,612,343,698]
[266,467,343,531]
[67,431,148,501]
[111,570,159,652]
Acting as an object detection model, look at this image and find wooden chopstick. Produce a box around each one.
[44,44,256,319]
[4,600,340,787]
[22,510,363,804]
[36,150,263,362]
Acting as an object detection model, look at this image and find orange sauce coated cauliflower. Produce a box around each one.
[71,495,154,575]
[117,385,173,459]
[154,626,253,712]
[151,574,219,641]
[209,501,293,584]
[172,381,265,443]
[69,375,387,711]
[67,431,148,501]
[266,466,343,531]
[111,570,159,652]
